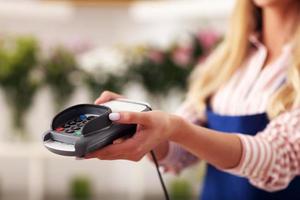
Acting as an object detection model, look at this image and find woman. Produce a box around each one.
[86,0,300,199]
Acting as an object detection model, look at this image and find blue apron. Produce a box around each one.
[200,106,300,200]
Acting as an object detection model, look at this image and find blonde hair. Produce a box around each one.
[188,0,300,119]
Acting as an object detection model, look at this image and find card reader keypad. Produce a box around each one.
[55,114,98,136]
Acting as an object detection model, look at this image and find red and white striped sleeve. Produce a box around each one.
[225,107,300,191]
[159,99,203,173]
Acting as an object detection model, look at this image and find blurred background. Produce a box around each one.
[0,0,233,199]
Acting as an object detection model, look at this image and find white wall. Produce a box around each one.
[0,0,232,48]
[0,1,231,199]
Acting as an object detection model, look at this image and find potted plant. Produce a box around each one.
[0,36,40,138]
[43,46,79,111]
[170,178,193,200]
[70,175,92,200]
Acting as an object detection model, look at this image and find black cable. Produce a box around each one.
[150,150,170,200]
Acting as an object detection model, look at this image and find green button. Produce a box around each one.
[74,131,81,136]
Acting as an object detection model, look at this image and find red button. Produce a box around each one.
[56,127,64,132]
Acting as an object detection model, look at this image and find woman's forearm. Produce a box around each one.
[170,116,243,169]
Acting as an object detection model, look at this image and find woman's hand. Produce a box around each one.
[94,90,123,105]
[85,110,182,161]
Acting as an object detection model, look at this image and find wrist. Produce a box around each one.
[151,141,170,161]
[169,115,187,143]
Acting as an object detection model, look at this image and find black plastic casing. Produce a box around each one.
[43,102,151,157]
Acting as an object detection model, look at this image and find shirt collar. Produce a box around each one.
[249,32,263,48]
[249,32,293,53]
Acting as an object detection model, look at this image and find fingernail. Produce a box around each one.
[109,113,121,121]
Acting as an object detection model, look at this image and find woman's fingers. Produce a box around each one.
[85,138,141,159]
[109,112,151,126]
[113,138,126,144]
[94,91,123,104]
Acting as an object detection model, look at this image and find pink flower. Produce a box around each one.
[172,46,193,67]
[197,31,219,50]
[147,50,164,64]
[65,37,94,55]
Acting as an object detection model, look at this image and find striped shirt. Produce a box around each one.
[160,35,300,192]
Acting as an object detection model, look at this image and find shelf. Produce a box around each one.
[0,0,233,22]
[0,1,74,20]
[130,0,235,22]
[46,0,137,7]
